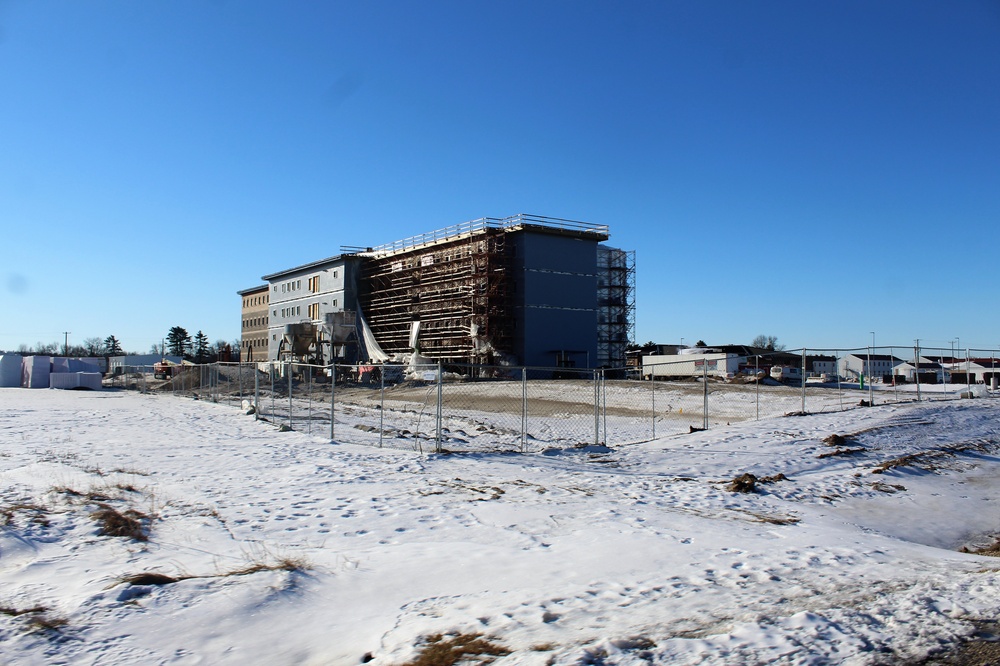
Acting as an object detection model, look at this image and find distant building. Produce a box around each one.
[240,214,635,370]
[108,355,183,375]
[260,256,362,363]
[238,284,270,362]
[839,353,903,382]
[894,361,950,384]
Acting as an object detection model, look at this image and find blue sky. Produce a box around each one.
[1,1,998,355]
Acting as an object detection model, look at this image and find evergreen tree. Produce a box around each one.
[103,335,124,356]
[167,326,192,358]
[193,330,210,363]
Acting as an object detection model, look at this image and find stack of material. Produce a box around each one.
[50,372,102,390]
[0,354,23,387]
[51,357,71,373]
[21,356,51,388]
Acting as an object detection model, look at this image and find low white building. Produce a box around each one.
[894,361,950,384]
[108,355,182,375]
[642,350,742,379]
[839,354,903,382]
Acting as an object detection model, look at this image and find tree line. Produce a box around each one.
[165,326,235,363]
[2,330,237,362]
[1,335,130,357]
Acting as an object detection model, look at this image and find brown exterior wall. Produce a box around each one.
[239,285,270,362]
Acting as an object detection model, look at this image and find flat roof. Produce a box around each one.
[356,213,609,258]
[237,284,269,295]
[261,254,357,281]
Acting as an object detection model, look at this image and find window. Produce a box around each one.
[332,299,338,307]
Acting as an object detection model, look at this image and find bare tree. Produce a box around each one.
[83,337,105,357]
[751,334,785,352]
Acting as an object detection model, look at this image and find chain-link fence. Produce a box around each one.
[104,346,1000,453]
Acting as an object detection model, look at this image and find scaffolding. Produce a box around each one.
[353,214,624,367]
[360,228,513,363]
[597,246,636,368]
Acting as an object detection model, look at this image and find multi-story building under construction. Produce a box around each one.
[241,214,635,370]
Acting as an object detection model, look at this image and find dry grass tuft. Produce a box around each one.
[823,433,847,447]
[225,556,310,577]
[115,554,311,589]
[961,538,1000,557]
[91,504,149,541]
[1,502,49,527]
[818,447,866,459]
[0,604,49,617]
[118,572,179,586]
[727,473,758,493]
[26,613,69,633]
[402,632,511,666]
[110,467,151,476]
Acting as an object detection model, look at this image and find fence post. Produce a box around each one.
[651,378,656,440]
[601,369,607,446]
[594,369,600,446]
[330,363,336,441]
[287,361,293,430]
[702,360,708,430]
[379,364,384,448]
[254,365,259,421]
[435,361,443,453]
[521,367,527,453]
[755,355,760,420]
[307,365,312,436]
[801,348,807,413]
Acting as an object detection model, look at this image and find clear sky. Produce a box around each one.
[1,1,998,356]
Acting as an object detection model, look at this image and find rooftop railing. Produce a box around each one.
[345,213,609,257]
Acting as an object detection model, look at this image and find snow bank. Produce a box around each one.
[1,389,999,665]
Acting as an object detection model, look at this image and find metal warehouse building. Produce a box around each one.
[241,214,634,370]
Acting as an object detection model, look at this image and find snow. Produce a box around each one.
[1,387,999,665]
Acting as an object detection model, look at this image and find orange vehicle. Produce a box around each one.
[153,361,177,380]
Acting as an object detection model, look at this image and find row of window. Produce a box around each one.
[242,317,266,329]
[278,306,302,318]
[275,280,302,294]
[242,338,266,348]
[242,294,269,308]
[272,270,341,296]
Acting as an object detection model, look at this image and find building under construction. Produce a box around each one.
[244,214,635,370]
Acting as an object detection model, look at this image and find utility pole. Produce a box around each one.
[63,331,71,356]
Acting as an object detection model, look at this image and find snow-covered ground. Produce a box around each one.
[1,387,999,665]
